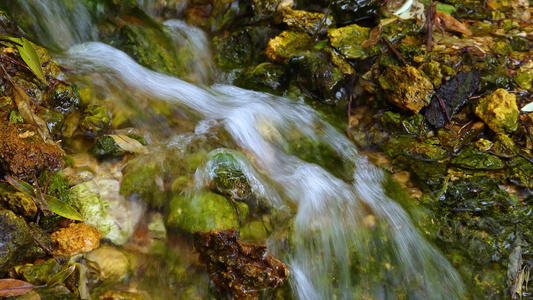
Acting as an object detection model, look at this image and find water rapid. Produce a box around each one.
[61,42,465,299]
[7,1,466,298]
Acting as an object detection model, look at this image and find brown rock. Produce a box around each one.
[51,223,103,256]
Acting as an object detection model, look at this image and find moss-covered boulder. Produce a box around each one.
[0,190,37,219]
[265,31,313,64]
[121,158,168,207]
[0,208,44,276]
[378,65,435,113]
[474,89,519,133]
[166,192,248,233]
[89,136,122,159]
[70,179,143,245]
[327,24,380,60]
[234,62,288,93]
[15,258,61,285]
[47,83,80,114]
[506,156,533,188]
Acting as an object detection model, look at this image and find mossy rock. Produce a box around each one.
[265,31,313,64]
[379,65,434,113]
[166,192,248,233]
[382,136,448,162]
[327,24,380,60]
[451,145,504,170]
[215,26,275,69]
[80,105,111,135]
[474,89,519,133]
[506,156,533,188]
[47,83,80,114]
[234,62,288,94]
[121,159,168,207]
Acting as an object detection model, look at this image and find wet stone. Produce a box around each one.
[378,65,434,113]
[194,228,289,300]
[506,156,533,188]
[474,88,519,133]
[265,31,312,64]
[451,145,504,170]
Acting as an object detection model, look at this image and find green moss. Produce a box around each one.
[506,156,533,188]
[166,192,248,233]
[382,136,448,162]
[36,108,64,136]
[327,24,380,60]
[451,145,504,170]
[16,258,60,285]
[8,110,23,124]
[474,88,519,133]
[265,31,313,64]
[89,136,122,159]
[234,62,288,93]
[120,159,168,207]
[210,152,252,201]
[216,26,275,69]
[80,105,111,134]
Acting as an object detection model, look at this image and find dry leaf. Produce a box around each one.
[12,81,51,140]
[108,134,149,154]
[435,10,472,36]
[0,279,34,297]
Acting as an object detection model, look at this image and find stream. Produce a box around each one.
[5,0,466,299]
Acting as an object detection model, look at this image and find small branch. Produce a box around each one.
[383,37,409,66]
[427,0,435,52]
[435,92,452,125]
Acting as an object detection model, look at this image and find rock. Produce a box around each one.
[70,179,144,245]
[234,62,288,93]
[265,31,312,64]
[120,158,168,207]
[378,65,434,113]
[327,24,380,60]
[47,83,80,114]
[438,122,485,153]
[491,134,518,158]
[85,245,131,282]
[0,120,64,180]
[89,136,122,159]
[0,190,37,219]
[275,8,333,35]
[79,105,111,135]
[12,76,43,106]
[474,88,519,133]
[15,258,60,285]
[0,208,44,276]
[382,136,448,162]
[193,228,289,300]
[208,152,253,201]
[451,145,504,170]
[214,26,275,69]
[506,156,533,188]
[295,54,346,105]
[35,107,64,137]
[50,222,102,256]
[166,192,248,233]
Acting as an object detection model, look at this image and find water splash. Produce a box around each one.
[61,42,465,299]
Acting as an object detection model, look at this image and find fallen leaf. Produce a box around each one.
[7,37,46,83]
[435,10,472,36]
[0,279,34,297]
[44,194,84,221]
[521,102,533,113]
[109,134,149,154]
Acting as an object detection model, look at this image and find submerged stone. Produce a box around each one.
[36,107,64,137]
[166,192,248,233]
[474,88,519,133]
[265,31,313,64]
[491,134,518,158]
[193,228,289,299]
[70,179,144,245]
[378,65,434,113]
[89,136,122,159]
[15,258,60,285]
[438,122,485,153]
[85,245,131,282]
[209,152,252,201]
[79,105,111,135]
[121,158,168,207]
[382,136,448,162]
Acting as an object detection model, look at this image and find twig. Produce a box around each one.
[33,236,53,256]
[383,37,409,66]
[520,116,533,149]
[427,0,435,52]
[452,121,474,141]
[44,170,54,194]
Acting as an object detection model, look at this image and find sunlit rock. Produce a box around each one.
[265,31,312,64]
[51,222,102,256]
[474,88,519,133]
[379,65,434,113]
[327,24,380,60]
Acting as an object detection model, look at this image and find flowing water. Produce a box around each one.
[5,1,466,299]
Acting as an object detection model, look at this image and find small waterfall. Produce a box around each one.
[6,0,96,51]
[60,42,466,299]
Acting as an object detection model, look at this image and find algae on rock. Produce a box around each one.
[474,88,519,133]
